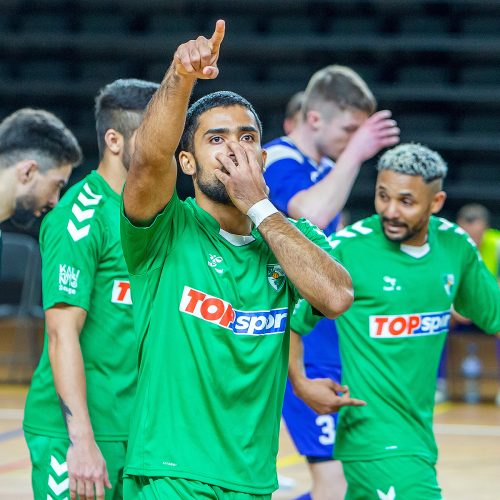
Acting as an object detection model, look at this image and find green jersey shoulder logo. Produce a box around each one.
[443,273,455,296]
[267,264,285,292]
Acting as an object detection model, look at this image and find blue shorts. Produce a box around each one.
[282,364,342,460]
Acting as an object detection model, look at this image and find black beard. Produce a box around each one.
[195,159,232,206]
[10,207,38,230]
[10,195,39,229]
[380,217,423,243]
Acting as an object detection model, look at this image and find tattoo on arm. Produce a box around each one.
[57,394,73,444]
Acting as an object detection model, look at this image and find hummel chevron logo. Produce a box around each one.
[351,220,372,235]
[77,183,102,207]
[72,203,95,222]
[377,486,396,500]
[50,455,67,476]
[67,220,90,242]
[48,474,69,495]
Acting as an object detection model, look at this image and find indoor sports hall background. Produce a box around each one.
[1,0,499,498]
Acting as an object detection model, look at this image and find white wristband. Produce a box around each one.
[247,199,279,228]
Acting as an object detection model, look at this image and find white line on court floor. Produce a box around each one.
[0,409,24,419]
[434,423,500,437]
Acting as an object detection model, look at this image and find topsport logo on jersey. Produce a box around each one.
[179,286,288,335]
[111,280,132,305]
[369,311,451,338]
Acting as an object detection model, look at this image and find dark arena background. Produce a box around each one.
[0,1,499,498]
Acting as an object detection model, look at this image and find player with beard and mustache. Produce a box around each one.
[290,143,500,500]
[24,79,159,500]
[119,21,359,499]
[0,108,81,267]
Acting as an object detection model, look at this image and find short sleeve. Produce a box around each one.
[120,190,188,276]
[290,298,323,335]
[454,242,500,334]
[264,157,314,215]
[288,219,347,333]
[286,217,341,305]
[40,208,102,311]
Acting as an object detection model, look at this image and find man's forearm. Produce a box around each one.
[288,330,307,392]
[48,329,94,444]
[258,213,353,318]
[124,66,196,224]
[133,65,195,173]
[288,158,361,229]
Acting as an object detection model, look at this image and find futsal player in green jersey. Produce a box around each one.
[120,21,360,499]
[290,143,500,500]
[24,79,159,500]
[0,109,81,273]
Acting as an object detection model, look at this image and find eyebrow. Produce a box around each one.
[203,125,259,136]
[377,185,415,197]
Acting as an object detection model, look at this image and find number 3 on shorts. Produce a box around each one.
[315,414,335,445]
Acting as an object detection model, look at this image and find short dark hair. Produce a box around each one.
[179,91,263,154]
[0,108,82,171]
[95,78,160,159]
[303,65,376,118]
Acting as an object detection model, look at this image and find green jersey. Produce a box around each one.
[24,171,136,441]
[292,215,500,464]
[120,193,332,494]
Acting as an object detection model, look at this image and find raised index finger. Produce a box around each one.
[210,20,225,53]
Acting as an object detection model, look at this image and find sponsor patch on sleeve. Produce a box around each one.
[111,280,132,305]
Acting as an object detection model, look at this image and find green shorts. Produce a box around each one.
[343,455,442,500]
[25,431,127,500]
[123,476,272,499]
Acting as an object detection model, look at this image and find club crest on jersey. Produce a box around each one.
[442,273,455,296]
[179,286,288,335]
[111,280,132,305]
[369,311,451,338]
[267,264,285,292]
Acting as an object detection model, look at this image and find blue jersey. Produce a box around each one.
[264,136,341,368]
[265,136,343,458]
[264,136,340,237]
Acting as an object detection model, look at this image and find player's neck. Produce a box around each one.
[401,229,429,247]
[196,193,253,235]
[288,125,322,163]
[0,169,16,222]
[96,156,127,195]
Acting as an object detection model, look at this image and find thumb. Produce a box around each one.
[203,66,219,79]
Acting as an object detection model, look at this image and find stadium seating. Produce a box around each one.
[0,0,499,225]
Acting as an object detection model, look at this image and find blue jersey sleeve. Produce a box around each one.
[264,157,314,215]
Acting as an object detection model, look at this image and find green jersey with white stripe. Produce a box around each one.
[120,192,333,495]
[292,215,500,464]
[24,171,136,441]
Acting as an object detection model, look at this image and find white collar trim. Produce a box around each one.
[400,242,430,258]
[219,228,255,246]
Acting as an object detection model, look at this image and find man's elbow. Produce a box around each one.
[322,285,354,319]
[288,199,329,230]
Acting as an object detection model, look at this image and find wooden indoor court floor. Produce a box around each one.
[1,385,499,499]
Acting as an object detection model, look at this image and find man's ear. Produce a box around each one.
[431,190,447,214]
[104,129,124,155]
[305,110,322,131]
[178,151,196,176]
[16,160,39,184]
